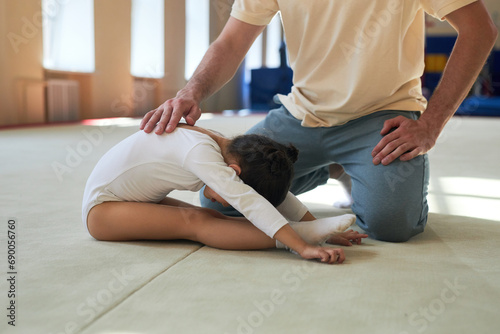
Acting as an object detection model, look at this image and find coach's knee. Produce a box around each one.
[353,156,429,242]
[357,209,427,242]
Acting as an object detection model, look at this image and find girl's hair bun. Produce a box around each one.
[267,150,287,176]
[286,145,299,163]
[227,134,300,206]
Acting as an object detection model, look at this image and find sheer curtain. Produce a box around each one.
[185,0,210,80]
[42,0,95,72]
[130,0,165,78]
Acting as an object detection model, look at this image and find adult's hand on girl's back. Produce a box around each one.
[140,93,202,134]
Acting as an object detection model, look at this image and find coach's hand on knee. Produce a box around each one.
[371,116,438,166]
[140,94,202,134]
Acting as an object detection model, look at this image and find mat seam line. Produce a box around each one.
[77,244,205,333]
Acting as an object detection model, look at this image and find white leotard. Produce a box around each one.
[82,128,307,237]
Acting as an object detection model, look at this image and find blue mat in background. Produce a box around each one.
[456,96,500,117]
[249,48,500,116]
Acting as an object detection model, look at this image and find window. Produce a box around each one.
[185,0,210,80]
[265,13,283,68]
[42,0,95,72]
[130,0,165,78]
[244,13,283,83]
[246,35,263,80]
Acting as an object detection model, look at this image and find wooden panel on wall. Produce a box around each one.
[0,0,44,126]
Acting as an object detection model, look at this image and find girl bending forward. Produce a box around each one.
[82,124,366,264]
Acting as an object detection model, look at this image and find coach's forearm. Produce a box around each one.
[179,40,246,104]
[420,7,498,136]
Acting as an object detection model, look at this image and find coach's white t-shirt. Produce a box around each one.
[232,0,476,127]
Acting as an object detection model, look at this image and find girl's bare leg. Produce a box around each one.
[87,200,275,250]
[158,197,248,222]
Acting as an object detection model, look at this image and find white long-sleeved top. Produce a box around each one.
[82,128,307,237]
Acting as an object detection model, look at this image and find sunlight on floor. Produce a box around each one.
[81,117,141,127]
[80,113,216,128]
[298,177,500,222]
[296,180,346,207]
[428,176,500,222]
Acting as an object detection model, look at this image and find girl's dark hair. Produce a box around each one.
[227,134,299,207]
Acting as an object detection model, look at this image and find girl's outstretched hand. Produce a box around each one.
[327,229,368,246]
[299,245,345,264]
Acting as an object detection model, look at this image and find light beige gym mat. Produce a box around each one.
[0,115,499,334]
